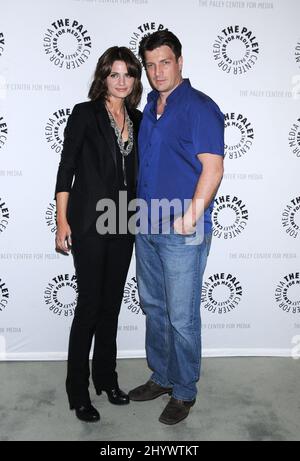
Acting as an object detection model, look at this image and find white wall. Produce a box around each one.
[0,0,299,360]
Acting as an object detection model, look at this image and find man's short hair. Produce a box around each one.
[138,30,182,67]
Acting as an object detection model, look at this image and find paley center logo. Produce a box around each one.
[213,25,259,75]
[123,276,144,315]
[0,31,4,57]
[202,272,243,314]
[212,194,248,239]
[295,40,300,69]
[45,108,71,153]
[275,273,300,314]
[288,117,300,158]
[0,196,9,234]
[0,277,9,312]
[44,274,78,317]
[225,112,254,159]
[0,115,8,150]
[43,19,92,69]
[282,196,300,239]
[45,201,57,234]
[129,22,167,59]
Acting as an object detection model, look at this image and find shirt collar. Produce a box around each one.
[147,78,191,104]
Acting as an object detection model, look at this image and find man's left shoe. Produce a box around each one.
[96,386,130,405]
[159,397,196,425]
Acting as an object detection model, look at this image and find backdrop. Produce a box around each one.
[0,0,299,360]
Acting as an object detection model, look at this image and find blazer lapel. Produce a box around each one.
[92,100,117,167]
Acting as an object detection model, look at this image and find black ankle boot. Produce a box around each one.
[97,386,129,405]
[71,403,100,422]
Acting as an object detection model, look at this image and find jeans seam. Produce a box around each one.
[148,236,171,388]
[191,244,201,382]
[158,245,172,388]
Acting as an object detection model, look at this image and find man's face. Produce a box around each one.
[144,45,183,96]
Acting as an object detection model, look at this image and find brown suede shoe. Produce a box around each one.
[129,380,172,401]
[159,397,196,425]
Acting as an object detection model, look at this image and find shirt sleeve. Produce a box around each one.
[192,99,224,156]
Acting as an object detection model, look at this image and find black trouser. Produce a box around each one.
[66,231,133,408]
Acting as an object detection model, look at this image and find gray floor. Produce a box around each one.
[0,357,299,441]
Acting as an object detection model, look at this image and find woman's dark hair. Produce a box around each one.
[138,30,182,67]
[88,46,142,109]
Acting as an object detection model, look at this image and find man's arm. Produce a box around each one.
[173,153,224,235]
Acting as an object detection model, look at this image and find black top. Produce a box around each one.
[86,125,136,239]
[110,126,136,239]
[114,129,135,199]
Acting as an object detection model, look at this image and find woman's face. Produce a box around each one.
[106,60,135,101]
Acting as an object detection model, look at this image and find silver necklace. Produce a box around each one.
[106,105,133,187]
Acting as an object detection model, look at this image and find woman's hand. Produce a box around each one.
[56,221,72,253]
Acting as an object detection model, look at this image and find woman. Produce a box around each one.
[55,47,142,422]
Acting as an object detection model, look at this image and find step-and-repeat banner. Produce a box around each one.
[0,0,299,360]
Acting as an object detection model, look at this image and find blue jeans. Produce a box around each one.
[136,232,212,401]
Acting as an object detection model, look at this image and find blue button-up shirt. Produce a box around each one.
[138,79,224,233]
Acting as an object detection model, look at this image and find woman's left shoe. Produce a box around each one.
[96,386,130,405]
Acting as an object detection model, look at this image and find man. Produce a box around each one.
[129,30,224,425]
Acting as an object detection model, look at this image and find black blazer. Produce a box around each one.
[55,100,142,238]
